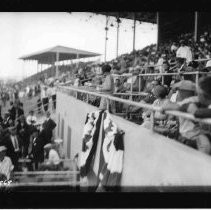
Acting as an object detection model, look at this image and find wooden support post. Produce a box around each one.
[104,15,109,62]
[133,13,136,52]
[150,111,155,132]
[194,12,198,42]
[116,20,120,57]
[156,12,159,51]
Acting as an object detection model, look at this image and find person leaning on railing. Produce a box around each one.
[161,77,211,155]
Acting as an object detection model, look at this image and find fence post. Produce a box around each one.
[161,75,164,85]
[106,98,110,112]
[86,93,89,103]
[150,111,155,132]
[138,75,141,92]
[130,77,133,100]
[195,71,199,86]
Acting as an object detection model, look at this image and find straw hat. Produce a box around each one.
[54,138,63,144]
[44,143,52,149]
[173,80,196,92]
[0,146,7,152]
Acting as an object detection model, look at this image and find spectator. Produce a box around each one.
[97,65,115,112]
[30,128,45,170]
[41,86,49,112]
[161,80,201,150]
[3,126,21,171]
[0,145,14,180]
[176,40,193,64]
[26,110,37,126]
[42,111,57,144]
[17,115,31,157]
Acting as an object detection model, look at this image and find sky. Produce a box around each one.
[0,12,157,81]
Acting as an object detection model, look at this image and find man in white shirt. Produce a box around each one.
[41,86,49,112]
[176,40,193,64]
[0,146,14,180]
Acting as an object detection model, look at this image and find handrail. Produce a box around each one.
[113,92,148,96]
[112,71,211,77]
[8,181,80,187]
[14,170,79,175]
[58,85,211,125]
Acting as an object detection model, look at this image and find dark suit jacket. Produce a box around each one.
[16,121,31,145]
[3,134,21,166]
[32,130,45,163]
[42,118,56,144]
[9,107,24,121]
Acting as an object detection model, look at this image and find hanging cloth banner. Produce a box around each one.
[96,111,125,192]
[79,110,124,191]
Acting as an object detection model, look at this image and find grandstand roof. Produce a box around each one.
[96,12,156,24]
[19,45,101,64]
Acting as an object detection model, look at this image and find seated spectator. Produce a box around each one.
[0,145,14,180]
[176,40,193,64]
[39,143,61,171]
[161,80,203,151]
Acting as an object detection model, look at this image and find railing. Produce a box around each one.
[113,71,211,93]
[58,85,211,132]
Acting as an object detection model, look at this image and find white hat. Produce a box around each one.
[0,146,7,152]
[54,138,63,144]
[173,80,196,91]
[44,143,52,149]
[206,60,211,68]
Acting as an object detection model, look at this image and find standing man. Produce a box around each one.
[41,86,49,112]
[3,126,21,171]
[42,111,57,144]
[51,83,57,110]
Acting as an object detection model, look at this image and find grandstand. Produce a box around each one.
[7,12,211,193]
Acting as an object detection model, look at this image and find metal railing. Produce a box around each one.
[58,85,211,132]
[112,71,211,94]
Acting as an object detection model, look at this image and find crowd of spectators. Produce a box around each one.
[2,28,211,181]
[62,29,211,156]
[0,79,65,181]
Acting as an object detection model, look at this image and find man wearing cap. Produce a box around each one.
[176,40,193,64]
[161,80,202,150]
[0,145,14,180]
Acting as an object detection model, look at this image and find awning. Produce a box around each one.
[19,45,101,64]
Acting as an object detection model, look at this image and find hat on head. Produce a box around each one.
[0,146,7,152]
[205,60,211,68]
[173,80,196,92]
[44,143,52,149]
[152,85,167,98]
[54,138,63,144]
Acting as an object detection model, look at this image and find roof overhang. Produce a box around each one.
[19,45,101,64]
